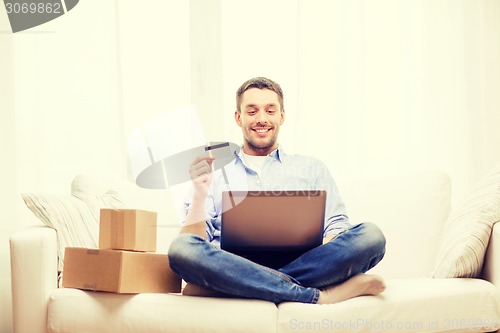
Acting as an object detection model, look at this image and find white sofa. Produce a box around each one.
[10,171,500,333]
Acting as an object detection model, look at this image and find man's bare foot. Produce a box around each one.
[317,274,386,304]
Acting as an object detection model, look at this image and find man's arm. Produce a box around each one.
[179,155,215,239]
[179,192,208,238]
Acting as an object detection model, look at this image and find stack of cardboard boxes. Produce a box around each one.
[63,209,181,294]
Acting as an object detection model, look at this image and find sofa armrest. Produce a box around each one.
[10,226,58,333]
[482,223,500,285]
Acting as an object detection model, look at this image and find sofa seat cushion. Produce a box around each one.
[47,288,278,333]
[277,278,500,333]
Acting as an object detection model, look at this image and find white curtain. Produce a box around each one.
[216,0,500,204]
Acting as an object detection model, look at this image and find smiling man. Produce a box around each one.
[168,77,387,304]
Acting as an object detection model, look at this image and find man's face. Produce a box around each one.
[235,88,285,156]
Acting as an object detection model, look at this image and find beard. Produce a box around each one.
[243,129,279,155]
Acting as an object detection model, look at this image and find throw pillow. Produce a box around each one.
[22,190,123,272]
[432,166,500,278]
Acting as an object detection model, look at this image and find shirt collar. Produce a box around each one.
[269,145,285,163]
[234,145,286,165]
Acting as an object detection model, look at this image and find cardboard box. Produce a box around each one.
[62,247,181,293]
[99,209,157,252]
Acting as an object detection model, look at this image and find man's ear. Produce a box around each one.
[234,110,242,127]
[280,108,285,125]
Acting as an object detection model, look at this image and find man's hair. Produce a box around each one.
[236,77,284,112]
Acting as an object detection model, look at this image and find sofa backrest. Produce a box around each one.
[338,171,451,278]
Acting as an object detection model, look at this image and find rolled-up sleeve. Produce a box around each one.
[314,161,351,238]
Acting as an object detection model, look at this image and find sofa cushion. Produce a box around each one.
[339,171,451,278]
[47,288,278,333]
[277,278,500,333]
[21,191,123,272]
[433,165,500,278]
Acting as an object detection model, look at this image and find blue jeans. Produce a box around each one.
[168,222,385,304]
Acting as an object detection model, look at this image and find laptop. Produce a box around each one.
[221,190,326,269]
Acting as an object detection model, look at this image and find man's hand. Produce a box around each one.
[189,155,215,198]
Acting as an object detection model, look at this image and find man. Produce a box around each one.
[168,77,386,304]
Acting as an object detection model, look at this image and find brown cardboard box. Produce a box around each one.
[62,247,181,294]
[99,209,157,252]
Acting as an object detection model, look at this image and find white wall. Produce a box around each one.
[117,0,195,224]
[221,0,300,150]
[117,0,191,143]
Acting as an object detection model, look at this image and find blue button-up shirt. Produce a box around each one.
[183,146,351,246]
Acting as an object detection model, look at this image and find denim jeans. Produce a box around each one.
[168,222,386,304]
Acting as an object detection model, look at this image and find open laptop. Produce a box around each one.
[221,190,326,268]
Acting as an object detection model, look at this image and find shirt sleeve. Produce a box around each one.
[314,161,351,237]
